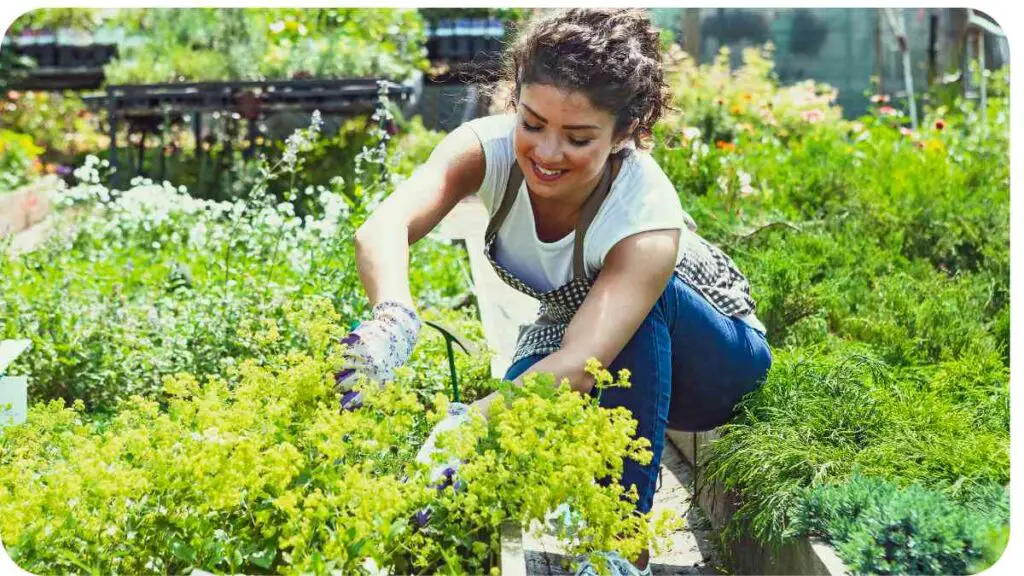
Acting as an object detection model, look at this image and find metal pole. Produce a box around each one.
[927,9,939,86]
[979,29,987,117]
[193,112,205,196]
[874,9,885,96]
[159,108,169,182]
[445,338,460,403]
[136,127,145,178]
[107,92,119,189]
[901,42,918,131]
[884,8,918,131]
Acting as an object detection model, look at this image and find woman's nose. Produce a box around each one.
[534,133,563,163]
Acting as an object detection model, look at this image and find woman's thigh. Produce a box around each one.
[662,275,773,431]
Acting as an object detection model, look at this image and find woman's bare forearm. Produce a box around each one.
[355,218,414,309]
[353,124,487,312]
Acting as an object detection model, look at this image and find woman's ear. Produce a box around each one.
[612,119,640,153]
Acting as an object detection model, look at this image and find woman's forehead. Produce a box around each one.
[519,84,613,129]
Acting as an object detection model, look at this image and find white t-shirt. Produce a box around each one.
[465,113,766,331]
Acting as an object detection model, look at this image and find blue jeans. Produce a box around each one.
[503,274,772,513]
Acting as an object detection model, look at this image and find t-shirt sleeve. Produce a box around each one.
[585,154,688,277]
[463,114,517,218]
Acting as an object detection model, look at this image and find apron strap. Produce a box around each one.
[485,154,621,279]
[572,155,621,279]
[485,161,524,241]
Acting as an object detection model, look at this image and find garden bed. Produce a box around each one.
[665,430,847,575]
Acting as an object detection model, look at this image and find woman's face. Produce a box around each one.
[514,83,620,203]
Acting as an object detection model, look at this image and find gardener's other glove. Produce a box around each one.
[415,402,472,488]
[335,301,421,410]
[407,403,472,529]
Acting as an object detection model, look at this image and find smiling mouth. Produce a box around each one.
[531,160,567,181]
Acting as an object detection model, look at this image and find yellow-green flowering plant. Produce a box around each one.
[1,298,677,574]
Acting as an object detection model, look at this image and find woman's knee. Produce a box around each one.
[503,354,548,381]
[749,332,773,386]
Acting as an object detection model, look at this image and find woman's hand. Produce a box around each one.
[415,401,472,487]
[335,301,422,408]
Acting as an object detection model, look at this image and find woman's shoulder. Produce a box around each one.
[462,114,518,215]
[609,150,681,212]
[463,113,517,145]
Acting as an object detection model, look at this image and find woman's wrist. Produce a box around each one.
[471,391,502,421]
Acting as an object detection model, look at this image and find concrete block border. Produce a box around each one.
[665,429,849,575]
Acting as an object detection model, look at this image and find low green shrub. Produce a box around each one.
[789,473,1008,575]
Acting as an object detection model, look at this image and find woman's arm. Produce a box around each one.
[355,124,487,308]
[472,228,681,416]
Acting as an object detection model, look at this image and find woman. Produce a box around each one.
[337,9,772,576]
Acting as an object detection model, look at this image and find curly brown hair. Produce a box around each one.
[491,8,673,154]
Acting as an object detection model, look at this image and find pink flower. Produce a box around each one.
[802,109,825,123]
[878,106,898,117]
[899,127,914,137]
[870,94,890,103]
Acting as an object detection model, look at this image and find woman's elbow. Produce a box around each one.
[354,221,373,255]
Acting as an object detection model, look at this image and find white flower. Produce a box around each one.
[310,109,323,133]
[717,175,730,195]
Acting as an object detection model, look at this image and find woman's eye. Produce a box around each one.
[568,137,592,147]
[521,121,542,132]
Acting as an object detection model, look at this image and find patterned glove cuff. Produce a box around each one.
[372,300,422,337]
[447,402,470,417]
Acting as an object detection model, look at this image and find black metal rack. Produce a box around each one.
[2,40,117,90]
[80,77,415,189]
[424,18,506,62]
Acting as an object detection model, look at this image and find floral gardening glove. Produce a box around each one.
[410,402,472,528]
[415,402,471,487]
[335,300,421,410]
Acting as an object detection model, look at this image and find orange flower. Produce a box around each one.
[742,92,753,101]
[44,163,58,174]
[715,140,736,152]
[730,104,743,115]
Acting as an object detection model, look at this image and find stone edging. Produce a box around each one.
[665,429,849,575]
